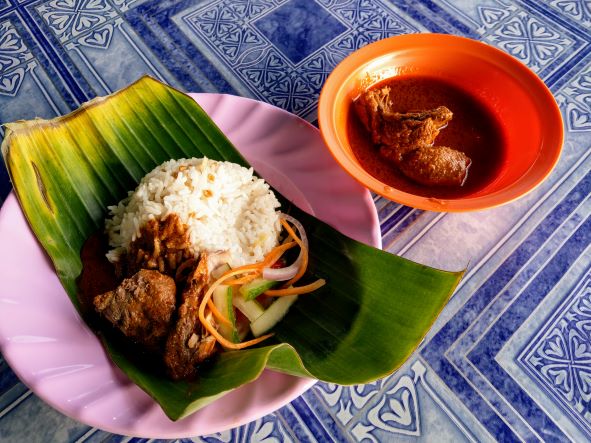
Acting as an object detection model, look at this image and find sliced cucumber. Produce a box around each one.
[250,295,298,337]
[232,293,265,322]
[211,263,231,280]
[212,284,239,343]
[239,278,278,301]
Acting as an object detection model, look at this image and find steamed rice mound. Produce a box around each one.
[105,158,281,267]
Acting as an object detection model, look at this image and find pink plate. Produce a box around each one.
[0,94,381,438]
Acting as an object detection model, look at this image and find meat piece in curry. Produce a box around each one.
[116,213,193,279]
[399,146,471,187]
[354,85,471,187]
[377,106,453,163]
[355,87,453,161]
[94,216,220,380]
[94,269,176,350]
[164,253,218,380]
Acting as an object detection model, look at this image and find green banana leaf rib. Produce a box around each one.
[1,76,462,420]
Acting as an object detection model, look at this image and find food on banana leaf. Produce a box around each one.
[80,157,324,380]
[1,76,463,420]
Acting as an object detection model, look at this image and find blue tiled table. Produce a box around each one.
[1,1,590,441]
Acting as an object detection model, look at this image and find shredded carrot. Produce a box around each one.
[221,262,261,276]
[282,234,293,244]
[197,227,314,348]
[230,272,261,286]
[207,322,274,350]
[202,269,257,330]
[207,298,232,326]
[199,269,274,349]
[216,241,297,282]
[265,279,326,296]
[261,241,297,268]
[278,219,309,287]
[280,219,303,248]
[285,247,308,287]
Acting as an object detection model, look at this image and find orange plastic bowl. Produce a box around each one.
[318,33,563,212]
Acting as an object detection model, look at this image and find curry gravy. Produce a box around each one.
[347,75,506,198]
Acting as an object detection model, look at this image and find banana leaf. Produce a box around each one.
[1,76,462,420]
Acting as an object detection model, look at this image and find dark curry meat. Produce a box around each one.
[164,253,218,380]
[94,269,177,351]
[399,146,472,188]
[116,214,193,279]
[88,215,219,380]
[355,87,453,161]
[354,86,471,187]
[348,76,506,199]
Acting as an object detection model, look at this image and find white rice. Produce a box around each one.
[105,158,281,267]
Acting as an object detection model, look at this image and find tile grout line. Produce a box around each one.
[116,19,168,83]
[419,366,480,443]
[396,212,446,256]
[0,389,32,420]
[382,207,418,246]
[14,5,88,104]
[461,214,591,443]
[446,185,591,365]
[441,199,591,441]
[74,427,99,443]
[455,144,591,294]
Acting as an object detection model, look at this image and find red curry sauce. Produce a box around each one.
[347,75,506,199]
[77,232,118,318]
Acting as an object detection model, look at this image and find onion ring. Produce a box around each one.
[262,214,308,281]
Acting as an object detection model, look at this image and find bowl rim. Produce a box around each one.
[318,33,564,212]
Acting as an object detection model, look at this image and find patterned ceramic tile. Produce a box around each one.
[556,58,591,132]
[482,10,574,73]
[110,0,144,12]
[348,362,423,439]
[253,0,348,64]
[181,0,420,118]
[195,412,295,442]
[520,269,591,437]
[421,164,591,441]
[0,19,33,97]
[549,0,591,28]
[0,1,10,16]
[37,0,117,43]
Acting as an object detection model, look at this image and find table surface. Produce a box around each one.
[0,0,590,442]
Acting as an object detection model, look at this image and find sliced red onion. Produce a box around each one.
[279,213,309,249]
[262,213,308,281]
[263,264,298,281]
